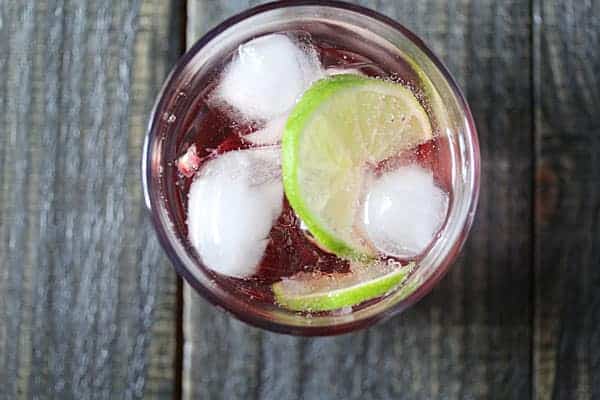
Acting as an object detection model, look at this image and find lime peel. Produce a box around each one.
[273,261,415,312]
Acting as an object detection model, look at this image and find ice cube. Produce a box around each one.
[242,114,288,145]
[362,165,449,258]
[187,147,283,278]
[176,144,201,177]
[216,34,323,120]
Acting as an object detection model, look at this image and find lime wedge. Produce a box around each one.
[282,74,433,259]
[273,261,414,312]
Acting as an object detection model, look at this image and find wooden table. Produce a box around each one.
[1,0,598,398]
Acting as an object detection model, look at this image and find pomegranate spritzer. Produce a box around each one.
[167,28,455,314]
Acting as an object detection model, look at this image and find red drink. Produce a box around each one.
[144,2,479,334]
[165,29,453,309]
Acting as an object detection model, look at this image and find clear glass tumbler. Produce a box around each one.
[142,0,480,335]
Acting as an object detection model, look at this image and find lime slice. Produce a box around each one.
[282,74,433,259]
[273,261,414,312]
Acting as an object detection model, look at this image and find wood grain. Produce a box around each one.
[0,1,182,398]
[533,1,600,399]
[183,1,533,399]
[2,0,597,398]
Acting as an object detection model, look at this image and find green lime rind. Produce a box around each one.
[282,74,368,260]
[394,276,421,302]
[272,262,413,312]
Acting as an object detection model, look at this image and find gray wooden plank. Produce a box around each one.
[533,1,600,399]
[184,1,533,399]
[183,3,302,400]
[0,0,182,398]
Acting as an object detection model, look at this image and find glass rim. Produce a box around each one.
[142,0,480,336]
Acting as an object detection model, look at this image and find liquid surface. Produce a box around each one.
[165,28,454,310]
